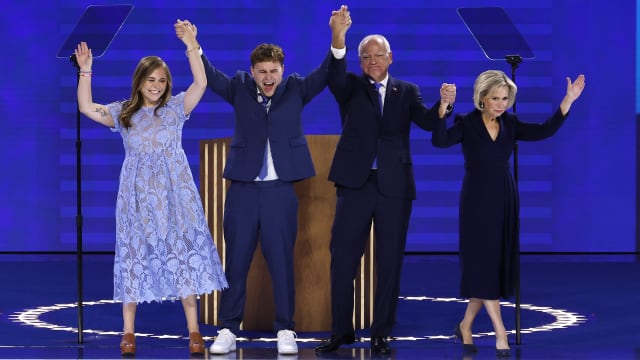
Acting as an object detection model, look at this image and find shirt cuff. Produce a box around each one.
[331,46,346,59]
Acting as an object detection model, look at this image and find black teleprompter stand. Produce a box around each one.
[56,4,133,343]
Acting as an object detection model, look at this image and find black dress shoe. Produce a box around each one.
[315,333,356,353]
[371,336,391,354]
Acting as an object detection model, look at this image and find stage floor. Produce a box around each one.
[0,253,638,359]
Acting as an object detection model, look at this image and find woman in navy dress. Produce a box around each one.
[432,70,585,356]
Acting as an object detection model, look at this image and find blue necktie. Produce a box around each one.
[258,95,270,180]
[374,82,383,115]
[260,95,270,111]
[372,83,383,169]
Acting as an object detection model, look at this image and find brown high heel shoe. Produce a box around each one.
[120,333,136,356]
[189,332,205,355]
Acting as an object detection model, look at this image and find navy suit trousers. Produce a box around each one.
[219,180,298,332]
[329,171,412,337]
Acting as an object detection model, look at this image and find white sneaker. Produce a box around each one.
[277,329,298,355]
[209,328,236,354]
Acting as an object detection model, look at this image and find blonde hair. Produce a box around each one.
[473,70,517,111]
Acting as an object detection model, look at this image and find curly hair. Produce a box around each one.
[249,43,285,67]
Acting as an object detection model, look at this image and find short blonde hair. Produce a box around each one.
[473,70,517,111]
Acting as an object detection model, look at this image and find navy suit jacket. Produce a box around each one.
[327,54,445,199]
[201,51,332,182]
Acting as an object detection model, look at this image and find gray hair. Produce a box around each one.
[357,34,391,56]
[473,70,518,111]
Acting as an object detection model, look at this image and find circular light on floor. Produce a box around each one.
[8,297,586,342]
[398,296,587,339]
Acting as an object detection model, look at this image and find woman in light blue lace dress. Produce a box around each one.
[74,20,227,357]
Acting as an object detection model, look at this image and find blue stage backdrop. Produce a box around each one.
[0,0,635,252]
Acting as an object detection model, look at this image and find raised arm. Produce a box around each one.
[515,74,586,141]
[327,5,353,102]
[174,19,207,116]
[74,42,115,127]
[330,5,351,51]
[294,8,351,105]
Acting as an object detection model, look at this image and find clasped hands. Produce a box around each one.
[175,19,197,39]
[440,83,456,107]
[330,5,352,32]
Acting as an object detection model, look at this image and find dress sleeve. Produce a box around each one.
[432,113,464,148]
[514,108,567,141]
[167,92,188,122]
[106,101,123,133]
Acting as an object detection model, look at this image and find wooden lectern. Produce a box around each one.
[198,135,375,332]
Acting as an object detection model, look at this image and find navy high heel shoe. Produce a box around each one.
[495,332,511,357]
[454,323,478,353]
[496,348,511,357]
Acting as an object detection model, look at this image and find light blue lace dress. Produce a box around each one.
[107,92,228,304]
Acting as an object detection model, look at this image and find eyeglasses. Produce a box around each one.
[360,53,388,63]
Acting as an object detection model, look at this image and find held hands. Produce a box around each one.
[330,5,351,49]
[440,83,456,106]
[74,42,93,72]
[438,83,456,118]
[330,5,352,34]
[174,19,199,51]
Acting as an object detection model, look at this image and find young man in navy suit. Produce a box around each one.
[315,6,457,354]
[175,10,342,356]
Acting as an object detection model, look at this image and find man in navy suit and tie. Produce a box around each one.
[177,11,342,356]
[315,6,457,354]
